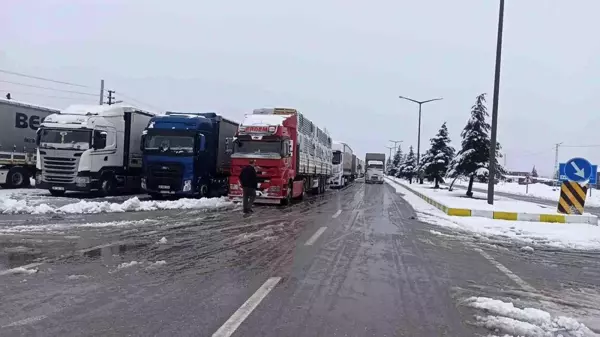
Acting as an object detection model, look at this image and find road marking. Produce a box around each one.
[474,247,537,293]
[305,227,327,246]
[332,209,342,218]
[2,315,47,328]
[212,277,281,337]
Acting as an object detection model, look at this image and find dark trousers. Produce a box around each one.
[242,187,256,212]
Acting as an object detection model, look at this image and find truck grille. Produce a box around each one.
[42,156,78,183]
[147,163,183,189]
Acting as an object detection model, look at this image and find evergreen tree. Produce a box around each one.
[422,122,454,188]
[398,146,416,183]
[385,157,392,174]
[389,147,403,176]
[448,93,504,196]
[531,166,538,178]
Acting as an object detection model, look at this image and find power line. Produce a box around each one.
[113,91,163,111]
[0,80,99,97]
[0,69,93,89]
[560,144,600,148]
[0,90,95,101]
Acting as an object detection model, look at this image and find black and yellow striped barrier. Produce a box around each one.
[557,181,587,215]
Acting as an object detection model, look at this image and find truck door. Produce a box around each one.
[91,128,118,173]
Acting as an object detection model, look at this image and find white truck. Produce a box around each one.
[330,141,354,188]
[36,104,155,196]
[0,98,59,189]
[365,153,385,184]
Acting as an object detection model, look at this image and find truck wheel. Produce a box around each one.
[98,176,116,197]
[49,189,65,197]
[281,181,293,205]
[199,184,209,198]
[4,167,29,189]
[320,178,326,194]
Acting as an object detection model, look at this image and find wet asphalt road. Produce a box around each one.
[1,182,600,336]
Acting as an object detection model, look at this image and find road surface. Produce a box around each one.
[1,183,599,336]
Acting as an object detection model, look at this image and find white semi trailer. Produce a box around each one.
[330,141,353,188]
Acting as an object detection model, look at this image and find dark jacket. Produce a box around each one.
[239,165,258,188]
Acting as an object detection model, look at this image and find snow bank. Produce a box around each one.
[0,267,38,275]
[117,261,139,270]
[465,297,596,337]
[0,196,234,215]
[385,177,600,250]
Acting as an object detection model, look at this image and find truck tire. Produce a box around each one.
[281,181,293,205]
[4,167,30,189]
[320,177,326,194]
[49,189,65,197]
[199,184,209,198]
[98,175,116,197]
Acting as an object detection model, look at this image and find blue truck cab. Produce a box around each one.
[141,112,238,199]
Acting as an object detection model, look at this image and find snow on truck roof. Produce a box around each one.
[0,97,61,112]
[61,104,157,117]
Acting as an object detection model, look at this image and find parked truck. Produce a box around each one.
[36,104,155,196]
[365,153,385,184]
[0,98,59,189]
[351,154,357,181]
[228,107,332,205]
[330,141,353,188]
[357,158,365,178]
[141,112,238,199]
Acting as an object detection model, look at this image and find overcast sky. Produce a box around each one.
[2,0,599,176]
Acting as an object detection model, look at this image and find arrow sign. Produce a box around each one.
[571,161,585,178]
[564,157,592,182]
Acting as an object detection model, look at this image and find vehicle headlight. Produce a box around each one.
[75,176,90,185]
[183,180,192,192]
[35,172,42,184]
[230,183,240,190]
[141,177,147,190]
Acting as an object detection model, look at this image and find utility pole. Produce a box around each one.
[553,142,562,188]
[398,95,443,164]
[389,140,403,153]
[487,0,505,205]
[385,146,394,162]
[107,90,115,105]
[385,146,394,174]
[99,79,105,105]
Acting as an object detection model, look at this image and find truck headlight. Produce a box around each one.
[229,183,239,190]
[36,172,42,184]
[75,176,90,186]
[183,180,192,192]
[141,177,147,190]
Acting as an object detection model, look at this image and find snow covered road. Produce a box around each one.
[1,183,599,336]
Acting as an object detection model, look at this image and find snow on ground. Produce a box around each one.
[455,179,600,207]
[385,177,600,250]
[394,177,564,214]
[0,219,159,235]
[464,296,597,337]
[0,195,234,215]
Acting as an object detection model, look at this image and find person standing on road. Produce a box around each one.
[239,160,258,214]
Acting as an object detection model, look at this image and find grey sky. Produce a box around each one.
[2,0,599,176]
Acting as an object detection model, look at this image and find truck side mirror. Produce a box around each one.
[93,131,107,150]
[35,129,41,146]
[225,137,233,154]
[197,134,206,153]
[140,134,146,151]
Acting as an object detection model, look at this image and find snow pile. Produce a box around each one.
[147,260,167,268]
[117,261,140,270]
[67,274,89,280]
[465,297,596,337]
[0,196,234,215]
[0,267,38,275]
[157,237,168,244]
[521,246,535,253]
[0,219,158,234]
[385,177,600,250]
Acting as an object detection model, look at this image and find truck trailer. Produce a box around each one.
[330,141,353,188]
[365,153,385,184]
[0,98,59,189]
[141,112,238,198]
[228,107,332,205]
[36,104,155,196]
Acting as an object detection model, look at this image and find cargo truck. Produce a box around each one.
[36,104,155,196]
[351,154,357,181]
[330,141,353,188]
[0,98,59,189]
[365,153,385,184]
[141,112,238,199]
[228,107,332,205]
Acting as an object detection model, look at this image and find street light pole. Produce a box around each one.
[385,146,394,174]
[389,140,403,153]
[487,0,506,205]
[398,96,443,164]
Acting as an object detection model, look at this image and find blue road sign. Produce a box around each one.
[559,164,597,184]
[562,157,594,183]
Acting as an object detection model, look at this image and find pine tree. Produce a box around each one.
[385,157,392,174]
[398,146,416,183]
[422,122,454,188]
[531,166,538,178]
[448,93,503,196]
[389,147,403,176]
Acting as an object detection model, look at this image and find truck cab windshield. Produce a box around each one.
[332,151,342,165]
[233,140,281,158]
[367,164,384,169]
[39,128,91,149]
[144,134,195,154]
